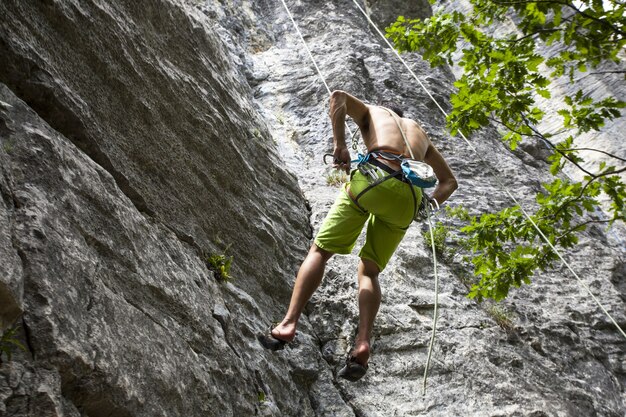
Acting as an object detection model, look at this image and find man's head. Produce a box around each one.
[377,100,404,118]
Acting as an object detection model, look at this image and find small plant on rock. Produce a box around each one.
[486,304,514,331]
[422,222,450,259]
[326,171,348,187]
[258,391,267,404]
[206,253,233,282]
[424,222,447,255]
[0,325,26,364]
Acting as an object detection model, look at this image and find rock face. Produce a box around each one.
[0,1,311,415]
[0,1,624,416]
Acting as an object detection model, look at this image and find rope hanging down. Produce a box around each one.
[423,206,439,395]
[279,0,358,146]
[349,0,626,341]
[278,0,443,395]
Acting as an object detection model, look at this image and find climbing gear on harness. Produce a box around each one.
[416,193,440,221]
[356,153,411,184]
[349,125,361,151]
[322,128,367,165]
[402,159,437,188]
[357,149,437,188]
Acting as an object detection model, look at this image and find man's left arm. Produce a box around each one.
[424,143,458,205]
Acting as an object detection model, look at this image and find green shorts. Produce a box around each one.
[314,170,422,271]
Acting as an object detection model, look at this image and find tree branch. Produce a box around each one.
[520,118,596,176]
[556,219,612,240]
[589,70,626,75]
[542,166,626,221]
[490,0,626,36]
[504,28,562,43]
[559,148,626,163]
[596,166,626,177]
[563,2,626,37]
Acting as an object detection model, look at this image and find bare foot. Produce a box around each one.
[271,320,297,343]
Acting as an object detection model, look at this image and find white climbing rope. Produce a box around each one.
[349,0,626,344]
[422,203,439,396]
[279,0,331,96]
[279,0,443,388]
[278,0,359,146]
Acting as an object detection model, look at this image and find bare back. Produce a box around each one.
[359,106,430,161]
[329,90,457,205]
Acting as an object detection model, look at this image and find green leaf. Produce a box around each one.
[537,88,551,99]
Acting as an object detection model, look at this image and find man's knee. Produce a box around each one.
[311,243,334,263]
[360,258,380,278]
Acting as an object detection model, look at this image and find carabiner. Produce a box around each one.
[323,153,338,165]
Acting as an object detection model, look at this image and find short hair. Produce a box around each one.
[378,100,404,118]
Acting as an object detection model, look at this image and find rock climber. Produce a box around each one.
[258,90,458,381]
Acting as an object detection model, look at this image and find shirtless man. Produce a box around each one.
[259,90,457,381]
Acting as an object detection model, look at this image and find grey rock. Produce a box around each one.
[0,361,82,417]
[364,0,433,28]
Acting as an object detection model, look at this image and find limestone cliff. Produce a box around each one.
[0,1,624,416]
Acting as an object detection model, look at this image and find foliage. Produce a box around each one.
[386,0,625,301]
[2,140,14,154]
[423,206,469,260]
[206,253,233,282]
[423,222,449,258]
[0,325,26,363]
[258,391,267,404]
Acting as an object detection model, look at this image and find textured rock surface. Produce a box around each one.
[0,1,311,415]
[0,0,624,416]
[365,0,433,28]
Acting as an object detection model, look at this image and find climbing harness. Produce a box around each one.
[352,153,419,224]
[325,105,440,225]
[350,151,435,223]
[325,146,438,226]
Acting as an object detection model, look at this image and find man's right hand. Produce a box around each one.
[332,146,351,174]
